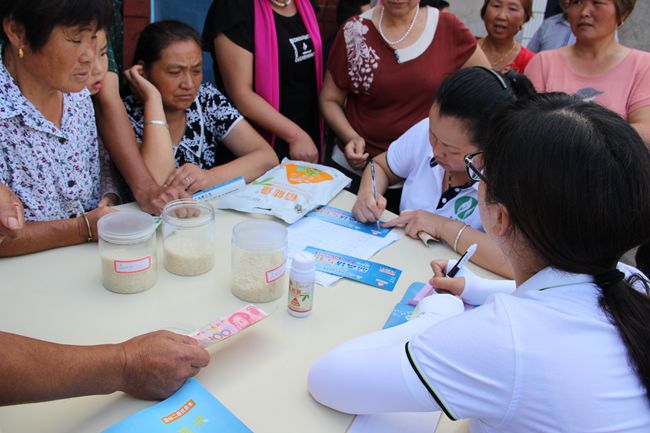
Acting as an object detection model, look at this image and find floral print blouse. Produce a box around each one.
[123,82,243,170]
[0,52,102,222]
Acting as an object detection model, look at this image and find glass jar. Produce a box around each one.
[98,211,157,294]
[231,219,288,302]
[162,199,215,276]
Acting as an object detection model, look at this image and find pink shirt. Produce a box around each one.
[525,48,650,119]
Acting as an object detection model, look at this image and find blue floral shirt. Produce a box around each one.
[0,52,101,221]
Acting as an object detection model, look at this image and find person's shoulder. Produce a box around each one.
[437,10,466,28]
[626,48,650,66]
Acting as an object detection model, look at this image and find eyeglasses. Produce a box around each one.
[464,151,486,183]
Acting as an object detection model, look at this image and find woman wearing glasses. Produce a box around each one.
[352,67,534,277]
[310,93,650,432]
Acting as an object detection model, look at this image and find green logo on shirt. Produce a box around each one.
[455,196,478,219]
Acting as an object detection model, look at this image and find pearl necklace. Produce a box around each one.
[269,0,292,7]
[378,5,420,46]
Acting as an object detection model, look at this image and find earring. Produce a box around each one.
[18,48,24,59]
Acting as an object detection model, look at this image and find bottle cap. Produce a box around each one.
[292,251,315,273]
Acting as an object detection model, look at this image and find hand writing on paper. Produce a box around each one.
[429,259,465,297]
[119,330,210,400]
[352,189,386,223]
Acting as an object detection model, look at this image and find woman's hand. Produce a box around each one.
[382,210,448,239]
[352,190,387,223]
[85,205,117,241]
[165,163,211,194]
[0,185,24,238]
[123,65,162,104]
[429,259,466,297]
[287,131,319,163]
[344,136,369,170]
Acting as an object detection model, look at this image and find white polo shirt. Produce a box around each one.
[386,118,482,231]
[408,267,650,432]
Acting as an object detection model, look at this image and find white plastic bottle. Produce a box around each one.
[288,252,316,318]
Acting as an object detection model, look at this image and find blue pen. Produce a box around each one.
[370,159,380,228]
[447,243,477,278]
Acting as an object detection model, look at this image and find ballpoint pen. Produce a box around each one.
[447,243,478,278]
[370,159,379,228]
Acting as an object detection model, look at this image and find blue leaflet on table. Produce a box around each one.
[304,246,401,291]
[306,205,392,238]
[193,176,246,202]
[383,282,426,329]
[103,378,253,433]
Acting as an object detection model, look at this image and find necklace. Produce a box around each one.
[378,5,420,46]
[480,39,517,68]
[269,0,291,7]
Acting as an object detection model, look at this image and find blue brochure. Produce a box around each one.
[383,282,426,329]
[305,246,401,291]
[306,205,392,238]
[103,378,253,433]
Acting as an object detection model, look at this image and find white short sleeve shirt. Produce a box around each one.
[386,118,482,231]
[407,267,650,432]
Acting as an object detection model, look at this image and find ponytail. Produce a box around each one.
[598,274,650,398]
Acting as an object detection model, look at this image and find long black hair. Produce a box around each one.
[482,92,650,399]
[0,0,113,52]
[435,67,536,145]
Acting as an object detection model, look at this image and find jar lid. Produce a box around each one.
[232,219,287,252]
[98,211,156,244]
[162,199,215,228]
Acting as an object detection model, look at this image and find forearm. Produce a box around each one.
[438,219,513,279]
[206,148,277,185]
[320,98,360,145]
[358,160,390,198]
[630,121,650,150]
[0,332,124,405]
[94,72,158,199]
[140,99,175,185]
[0,219,88,257]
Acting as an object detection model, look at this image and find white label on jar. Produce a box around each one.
[113,256,152,274]
[265,260,286,284]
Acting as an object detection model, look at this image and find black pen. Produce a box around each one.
[447,243,477,278]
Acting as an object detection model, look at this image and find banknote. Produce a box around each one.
[189,304,268,347]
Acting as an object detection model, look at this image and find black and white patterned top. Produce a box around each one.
[0,51,101,222]
[123,82,243,169]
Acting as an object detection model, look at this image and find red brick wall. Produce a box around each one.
[123,0,150,69]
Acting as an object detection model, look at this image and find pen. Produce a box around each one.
[370,159,379,228]
[447,243,477,278]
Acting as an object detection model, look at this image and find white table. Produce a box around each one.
[0,191,489,433]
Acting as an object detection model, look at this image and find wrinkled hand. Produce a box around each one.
[429,259,465,297]
[352,190,386,223]
[165,164,210,195]
[119,331,210,400]
[343,136,368,170]
[0,185,24,238]
[382,210,447,239]
[136,184,190,216]
[85,205,117,241]
[123,65,162,104]
[288,131,319,163]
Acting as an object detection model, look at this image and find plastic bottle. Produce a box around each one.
[287,251,316,317]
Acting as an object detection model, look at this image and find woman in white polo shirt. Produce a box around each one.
[352,67,534,277]
[310,93,650,432]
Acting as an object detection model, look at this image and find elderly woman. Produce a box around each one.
[123,20,278,193]
[525,0,650,147]
[0,0,119,257]
[320,0,489,199]
[479,0,535,73]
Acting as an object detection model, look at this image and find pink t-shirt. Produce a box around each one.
[525,48,650,119]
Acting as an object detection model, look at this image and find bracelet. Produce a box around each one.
[144,119,168,127]
[453,224,468,253]
[81,213,93,242]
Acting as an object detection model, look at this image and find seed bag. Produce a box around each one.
[216,159,351,224]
